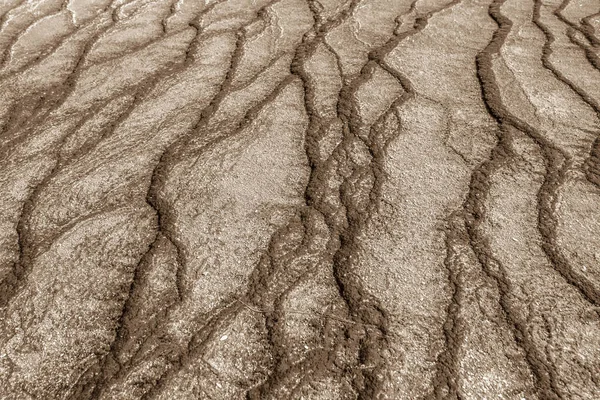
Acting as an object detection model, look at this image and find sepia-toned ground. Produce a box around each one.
[0,0,600,398]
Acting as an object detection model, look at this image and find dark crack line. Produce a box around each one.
[90,5,293,395]
[86,10,214,397]
[555,0,600,48]
[245,1,389,398]
[251,1,465,398]
[365,2,469,398]
[1,2,232,396]
[0,0,155,81]
[581,10,600,44]
[0,6,135,309]
[0,12,200,310]
[0,0,69,68]
[429,212,466,400]
[466,0,570,398]
[539,0,600,195]
[251,1,470,398]
[531,0,600,309]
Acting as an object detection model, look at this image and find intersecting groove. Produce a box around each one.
[1,0,600,398]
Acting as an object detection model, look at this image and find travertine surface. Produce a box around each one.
[0,0,599,399]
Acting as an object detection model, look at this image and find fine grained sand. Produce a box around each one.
[1,0,600,398]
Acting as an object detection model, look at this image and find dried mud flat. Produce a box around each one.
[1,0,600,399]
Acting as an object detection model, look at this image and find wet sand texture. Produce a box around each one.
[1,0,600,398]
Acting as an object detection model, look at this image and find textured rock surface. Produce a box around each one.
[0,0,600,398]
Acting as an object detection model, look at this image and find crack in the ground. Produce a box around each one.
[1,0,600,398]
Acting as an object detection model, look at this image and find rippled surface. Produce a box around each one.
[0,0,599,398]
